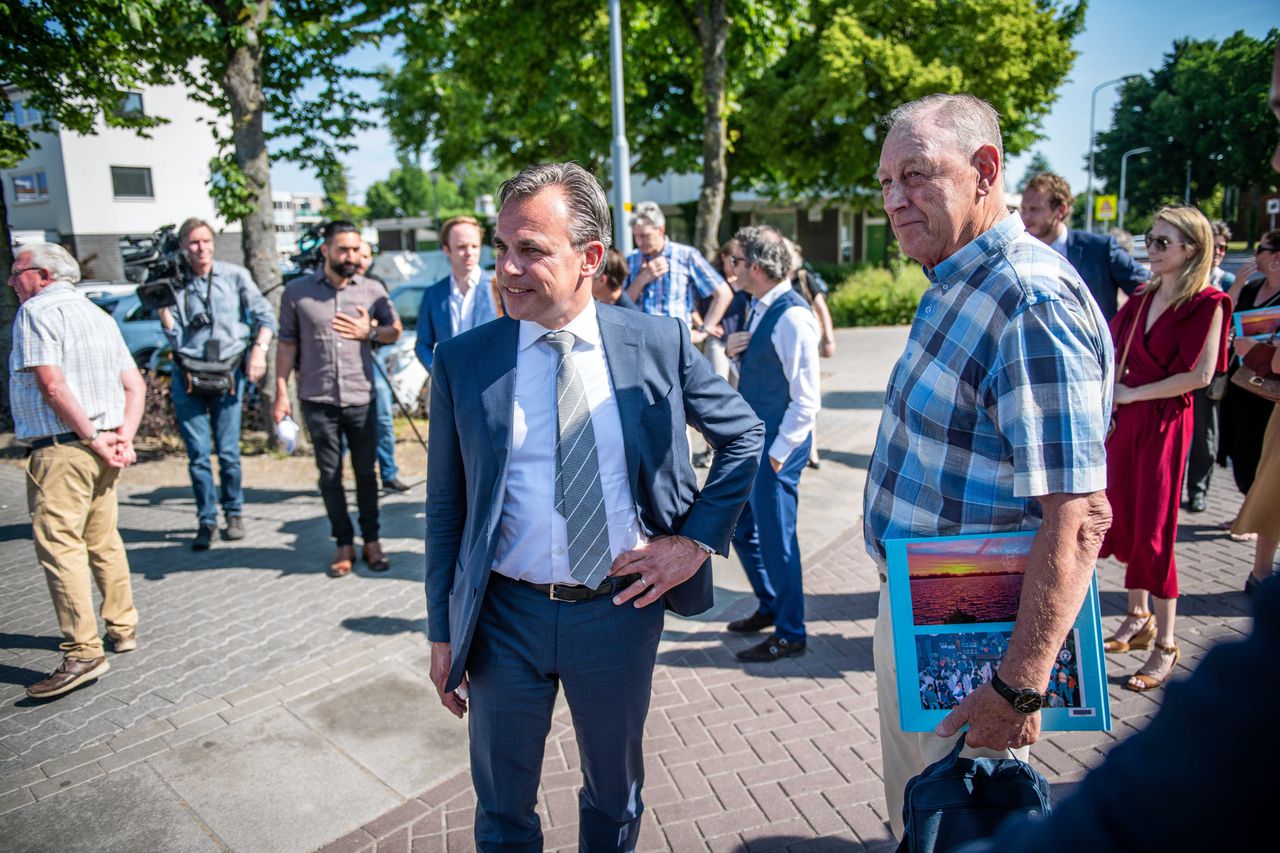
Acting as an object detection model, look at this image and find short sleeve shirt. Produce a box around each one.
[9,282,136,441]
[863,214,1114,564]
[625,240,724,324]
[278,271,400,407]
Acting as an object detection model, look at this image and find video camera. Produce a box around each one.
[120,224,190,312]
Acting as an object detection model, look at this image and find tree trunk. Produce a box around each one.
[221,3,302,450]
[692,0,729,261]
[0,176,16,430]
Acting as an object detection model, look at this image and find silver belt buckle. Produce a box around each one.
[548,583,574,602]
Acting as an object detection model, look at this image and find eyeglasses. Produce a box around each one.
[1256,246,1278,256]
[1145,233,1193,253]
[729,256,748,267]
[7,266,41,279]
[1213,243,1228,252]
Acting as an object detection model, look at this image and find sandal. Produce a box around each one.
[1125,642,1181,691]
[1104,610,1155,653]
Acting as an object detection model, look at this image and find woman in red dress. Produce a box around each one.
[1100,205,1231,691]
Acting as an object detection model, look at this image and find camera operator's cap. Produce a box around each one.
[276,415,300,454]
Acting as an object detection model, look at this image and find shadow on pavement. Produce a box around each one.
[0,632,61,652]
[0,663,48,688]
[817,449,872,471]
[655,629,874,677]
[1098,588,1251,619]
[341,615,426,636]
[0,522,33,542]
[821,390,887,410]
[121,485,320,508]
[728,836,867,851]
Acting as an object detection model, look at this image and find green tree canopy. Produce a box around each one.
[1094,30,1279,239]
[733,0,1084,205]
[1018,150,1054,192]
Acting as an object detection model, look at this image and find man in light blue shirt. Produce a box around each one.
[625,201,732,339]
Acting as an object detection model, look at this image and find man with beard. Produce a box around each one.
[1019,172,1147,320]
[274,221,401,577]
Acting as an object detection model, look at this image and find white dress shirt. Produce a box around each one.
[492,299,646,584]
[448,268,483,336]
[748,281,822,463]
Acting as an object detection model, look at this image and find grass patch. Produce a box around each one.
[826,265,928,327]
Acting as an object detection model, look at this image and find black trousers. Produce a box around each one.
[1185,385,1217,502]
[300,400,379,546]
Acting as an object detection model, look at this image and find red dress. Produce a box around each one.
[1100,286,1231,598]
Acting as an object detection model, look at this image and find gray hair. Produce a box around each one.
[498,162,613,250]
[734,225,792,283]
[178,217,215,245]
[19,242,81,284]
[630,200,666,231]
[883,93,1004,161]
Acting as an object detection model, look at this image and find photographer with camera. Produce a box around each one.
[159,217,277,551]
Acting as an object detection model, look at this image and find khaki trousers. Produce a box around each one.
[873,581,1028,839]
[26,443,138,658]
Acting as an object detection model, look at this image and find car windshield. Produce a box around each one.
[89,295,123,315]
[392,287,423,326]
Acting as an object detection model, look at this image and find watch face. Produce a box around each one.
[1012,692,1042,714]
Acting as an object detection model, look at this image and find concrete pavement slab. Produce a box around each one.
[288,661,470,799]
[0,762,221,853]
[147,706,401,852]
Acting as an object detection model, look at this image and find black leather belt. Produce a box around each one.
[26,432,82,450]
[499,572,643,602]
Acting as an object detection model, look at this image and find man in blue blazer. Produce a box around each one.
[426,162,764,851]
[414,215,500,373]
[1021,173,1147,320]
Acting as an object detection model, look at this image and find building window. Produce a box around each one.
[111,166,154,199]
[3,100,41,127]
[116,92,145,118]
[12,171,49,203]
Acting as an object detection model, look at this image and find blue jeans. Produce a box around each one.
[372,355,398,483]
[172,368,245,527]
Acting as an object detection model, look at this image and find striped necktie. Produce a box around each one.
[541,331,612,588]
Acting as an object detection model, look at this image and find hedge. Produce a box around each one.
[825,265,928,327]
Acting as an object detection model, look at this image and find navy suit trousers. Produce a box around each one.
[731,435,811,641]
[467,574,664,852]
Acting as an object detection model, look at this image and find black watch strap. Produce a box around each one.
[990,671,1044,714]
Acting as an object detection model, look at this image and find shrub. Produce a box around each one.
[826,265,928,327]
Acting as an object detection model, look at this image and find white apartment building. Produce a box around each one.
[272,190,325,258]
[3,82,240,280]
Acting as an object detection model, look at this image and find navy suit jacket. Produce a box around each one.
[414,270,498,373]
[425,304,765,691]
[1065,230,1147,321]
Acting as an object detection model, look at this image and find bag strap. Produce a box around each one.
[1116,289,1151,382]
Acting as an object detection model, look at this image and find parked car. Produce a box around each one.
[87,290,171,372]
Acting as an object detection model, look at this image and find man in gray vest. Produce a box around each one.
[723,224,822,662]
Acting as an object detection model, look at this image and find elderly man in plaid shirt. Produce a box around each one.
[864,94,1115,839]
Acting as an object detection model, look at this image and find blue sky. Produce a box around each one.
[269,2,1276,203]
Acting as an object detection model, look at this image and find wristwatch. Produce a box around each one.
[990,672,1044,714]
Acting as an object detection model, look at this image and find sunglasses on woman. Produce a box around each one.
[1144,233,1193,253]
[1256,245,1278,256]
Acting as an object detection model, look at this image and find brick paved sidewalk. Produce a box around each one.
[319,481,1259,853]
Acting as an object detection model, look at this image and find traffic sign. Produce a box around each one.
[1095,195,1118,222]
[1267,198,1280,215]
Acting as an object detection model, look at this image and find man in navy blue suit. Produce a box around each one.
[425,162,763,851]
[1020,173,1147,320]
[722,224,822,663]
[414,215,501,373]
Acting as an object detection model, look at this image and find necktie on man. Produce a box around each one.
[541,331,613,588]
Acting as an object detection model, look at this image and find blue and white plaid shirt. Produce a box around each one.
[626,239,723,323]
[864,214,1113,565]
[9,282,136,442]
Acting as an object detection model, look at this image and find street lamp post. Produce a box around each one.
[607,0,633,255]
[1118,146,1151,232]
[1086,75,1141,233]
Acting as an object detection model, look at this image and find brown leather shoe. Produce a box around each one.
[329,545,356,578]
[362,541,390,572]
[108,631,138,653]
[27,656,110,700]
